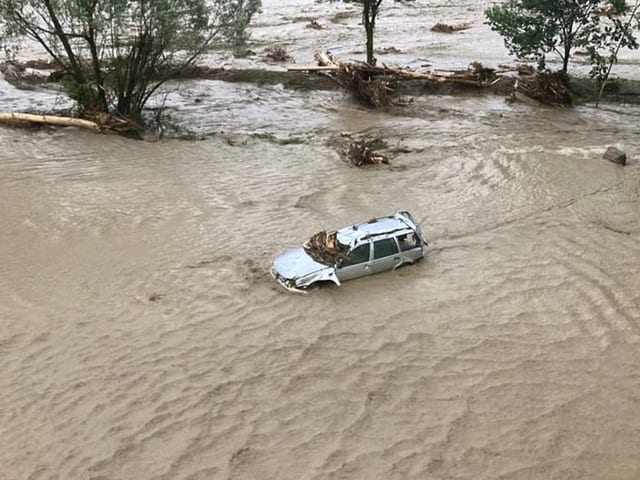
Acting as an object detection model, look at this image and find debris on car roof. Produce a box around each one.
[303,230,349,265]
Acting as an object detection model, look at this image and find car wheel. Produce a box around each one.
[309,281,336,290]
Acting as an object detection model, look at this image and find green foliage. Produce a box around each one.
[586,4,640,82]
[219,0,261,47]
[62,78,101,109]
[0,0,262,124]
[485,0,639,75]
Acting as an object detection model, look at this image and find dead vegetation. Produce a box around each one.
[313,52,393,108]
[288,52,612,108]
[329,132,393,167]
[345,138,390,166]
[516,71,573,107]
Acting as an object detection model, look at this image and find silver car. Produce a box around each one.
[271,211,427,292]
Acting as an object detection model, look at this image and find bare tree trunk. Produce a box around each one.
[87,26,109,113]
[361,0,383,66]
[365,22,375,65]
[562,41,571,74]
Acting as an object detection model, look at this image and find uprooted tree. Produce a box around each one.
[0,0,261,126]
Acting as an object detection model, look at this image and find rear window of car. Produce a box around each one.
[397,233,419,251]
[374,238,399,259]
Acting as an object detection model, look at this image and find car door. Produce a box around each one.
[336,242,372,281]
[371,237,402,274]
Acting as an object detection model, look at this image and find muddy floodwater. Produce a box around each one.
[2,1,640,479]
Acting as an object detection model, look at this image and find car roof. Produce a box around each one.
[336,213,414,247]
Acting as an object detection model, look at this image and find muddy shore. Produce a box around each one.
[5,58,640,114]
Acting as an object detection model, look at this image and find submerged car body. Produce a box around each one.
[271,211,427,292]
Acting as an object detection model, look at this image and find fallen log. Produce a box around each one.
[287,65,342,72]
[0,111,138,134]
[0,112,99,131]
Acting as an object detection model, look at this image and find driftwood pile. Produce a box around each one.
[83,111,138,133]
[314,52,393,108]
[289,52,583,108]
[289,52,499,109]
[516,71,573,107]
[303,230,349,265]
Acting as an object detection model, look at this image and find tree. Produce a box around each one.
[0,0,260,124]
[221,0,261,51]
[360,0,383,65]
[332,0,383,65]
[587,0,640,104]
[485,0,631,74]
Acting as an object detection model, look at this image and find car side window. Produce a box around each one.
[341,244,370,267]
[397,233,419,251]
[374,238,399,259]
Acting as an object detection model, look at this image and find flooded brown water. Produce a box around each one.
[2,1,640,479]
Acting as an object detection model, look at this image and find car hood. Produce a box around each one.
[273,247,332,280]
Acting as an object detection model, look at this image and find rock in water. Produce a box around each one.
[603,146,627,166]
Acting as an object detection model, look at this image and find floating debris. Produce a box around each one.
[345,138,390,167]
[148,293,165,302]
[431,23,472,33]
[264,47,292,63]
[306,20,323,30]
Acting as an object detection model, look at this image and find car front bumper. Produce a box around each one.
[270,267,308,294]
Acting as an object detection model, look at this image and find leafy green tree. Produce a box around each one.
[220,0,261,49]
[485,0,635,74]
[587,0,640,101]
[0,0,260,123]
